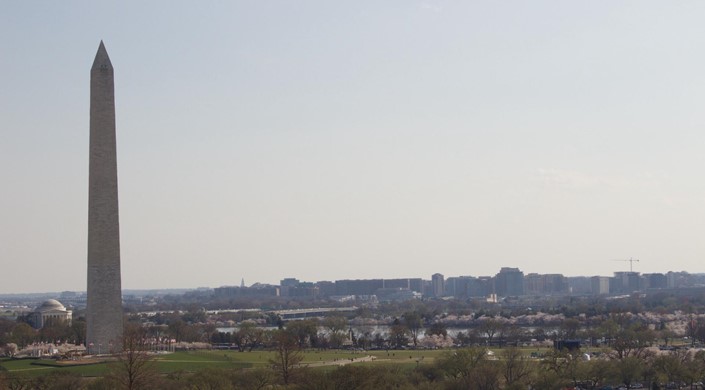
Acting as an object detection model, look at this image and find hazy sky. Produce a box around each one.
[2,1,705,293]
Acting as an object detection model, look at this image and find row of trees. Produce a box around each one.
[8,309,705,357]
[0,317,86,352]
[0,311,216,356]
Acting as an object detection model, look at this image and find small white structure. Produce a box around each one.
[29,299,72,329]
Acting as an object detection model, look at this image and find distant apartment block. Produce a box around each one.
[330,278,423,297]
[524,273,568,296]
[643,273,667,290]
[235,269,705,304]
[590,276,610,295]
[494,267,524,297]
[611,272,641,294]
[431,273,444,297]
[567,276,592,294]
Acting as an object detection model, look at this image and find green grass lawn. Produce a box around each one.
[0,346,568,378]
[0,357,111,378]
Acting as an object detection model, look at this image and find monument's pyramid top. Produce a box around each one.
[91,41,113,71]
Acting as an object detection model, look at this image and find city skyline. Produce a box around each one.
[3,2,705,293]
[2,266,704,298]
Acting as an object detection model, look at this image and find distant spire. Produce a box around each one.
[91,41,113,71]
[241,278,245,288]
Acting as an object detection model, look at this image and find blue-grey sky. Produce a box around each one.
[2,1,705,293]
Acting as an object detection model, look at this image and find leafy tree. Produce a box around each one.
[352,326,373,349]
[285,319,318,348]
[499,324,524,347]
[230,367,274,390]
[231,322,265,352]
[373,332,387,349]
[612,356,645,388]
[167,319,188,342]
[560,318,581,339]
[70,319,87,346]
[186,368,233,390]
[323,316,348,349]
[540,348,579,389]
[31,371,84,390]
[611,323,656,359]
[38,320,73,344]
[436,347,489,386]
[402,312,423,347]
[581,359,614,390]
[684,350,705,389]
[388,321,409,349]
[532,369,564,390]
[0,318,16,346]
[1,343,17,357]
[323,316,347,334]
[425,322,448,338]
[326,365,372,389]
[478,317,502,346]
[598,318,620,347]
[688,317,705,345]
[455,330,478,346]
[11,323,36,348]
[472,362,501,390]
[0,366,7,390]
[364,365,415,389]
[181,306,207,324]
[4,375,34,390]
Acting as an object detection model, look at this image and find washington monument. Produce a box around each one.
[86,41,123,353]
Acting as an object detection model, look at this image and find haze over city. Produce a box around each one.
[2,2,705,294]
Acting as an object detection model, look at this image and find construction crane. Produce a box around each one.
[612,258,640,272]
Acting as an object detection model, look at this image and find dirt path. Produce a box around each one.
[305,355,377,367]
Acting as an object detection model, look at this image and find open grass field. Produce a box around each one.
[0,346,557,378]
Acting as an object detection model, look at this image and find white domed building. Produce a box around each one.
[29,299,72,329]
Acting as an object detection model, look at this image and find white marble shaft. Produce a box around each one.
[86,41,123,354]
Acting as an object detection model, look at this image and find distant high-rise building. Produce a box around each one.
[281,278,300,287]
[382,278,424,293]
[666,271,693,288]
[471,276,494,297]
[612,272,641,293]
[335,279,384,296]
[567,276,592,294]
[591,276,610,295]
[279,278,299,296]
[494,267,524,296]
[524,273,543,295]
[316,281,336,297]
[445,276,490,298]
[543,274,568,294]
[432,273,444,297]
[643,273,667,290]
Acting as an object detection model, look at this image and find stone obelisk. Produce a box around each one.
[86,41,123,354]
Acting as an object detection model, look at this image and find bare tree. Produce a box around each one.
[502,347,532,388]
[402,312,423,347]
[107,323,160,390]
[269,330,303,386]
[478,317,502,346]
